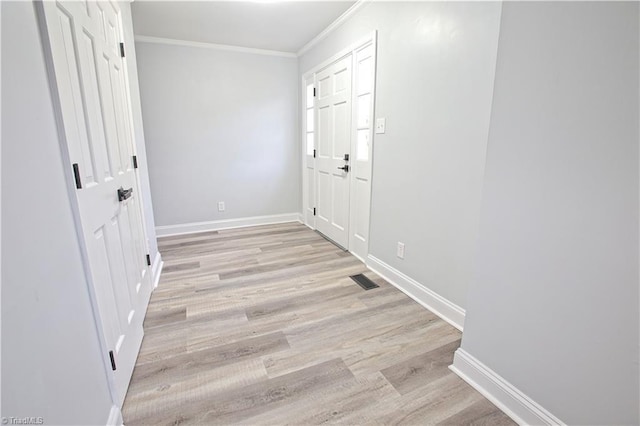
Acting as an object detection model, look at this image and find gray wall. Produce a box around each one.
[460,2,639,424]
[299,1,502,309]
[135,42,300,227]
[1,2,113,424]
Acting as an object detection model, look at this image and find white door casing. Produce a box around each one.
[302,32,377,261]
[38,0,152,406]
[315,55,353,248]
[304,78,316,225]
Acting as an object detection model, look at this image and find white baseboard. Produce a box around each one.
[151,252,163,289]
[366,255,465,331]
[450,348,564,426]
[155,213,300,237]
[296,212,304,224]
[351,250,367,265]
[106,404,123,426]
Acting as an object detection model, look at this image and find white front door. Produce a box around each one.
[315,56,352,248]
[39,0,151,406]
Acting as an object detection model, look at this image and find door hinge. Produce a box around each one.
[132,155,138,169]
[109,350,117,371]
[72,163,82,189]
[119,42,125,58]
[313,149,316,158]
[313,87,316,97]
[146,254,151,266]
[313,207,316,216]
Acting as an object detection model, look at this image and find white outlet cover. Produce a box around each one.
[218,202,225,212]
[375,118,386,134]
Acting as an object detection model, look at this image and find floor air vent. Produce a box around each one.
[350,274,379,290]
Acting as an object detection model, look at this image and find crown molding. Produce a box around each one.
[134,35,297,58]
[134,0,369,59]
[296,0,370,57]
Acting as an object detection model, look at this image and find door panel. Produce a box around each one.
[40,0,151,406]
[81,34,113,180]
[331,174,348,231]
[89,226,123,344]
[318,106,330,156]
[306,167,315,222]
[333,102,349,158]
[104,218,133,323]
[315,56,352,248]
[317,171,331,225]
[318,74,331,98]
[334,68,349,93]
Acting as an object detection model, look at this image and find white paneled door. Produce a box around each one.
[315,56,353,248]
[39,0,151,406]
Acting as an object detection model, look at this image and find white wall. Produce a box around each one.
[1,2,113,423]
[459,2,639,424]
[135,41,300,228]
[299,1,502,310]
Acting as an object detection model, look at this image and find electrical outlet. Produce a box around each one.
[218,201,225,212]
[375,117,386,134]
[397,242,405,259]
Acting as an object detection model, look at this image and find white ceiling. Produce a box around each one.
[131,1,357,54]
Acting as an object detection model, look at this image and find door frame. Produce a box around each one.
[35,1,152,419]
[301,31,377,262]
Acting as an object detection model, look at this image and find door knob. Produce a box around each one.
[118,187,133,202]
[337,165,349,172]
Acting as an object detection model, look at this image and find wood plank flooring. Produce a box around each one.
[122,223,514,425]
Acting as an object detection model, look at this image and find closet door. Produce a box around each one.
[39,0,151,406]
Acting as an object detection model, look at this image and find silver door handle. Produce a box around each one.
[118,187,133,202]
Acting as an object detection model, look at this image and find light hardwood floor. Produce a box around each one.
[122,222,514,425]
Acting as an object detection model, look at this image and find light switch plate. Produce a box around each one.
[375,118,386,134]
